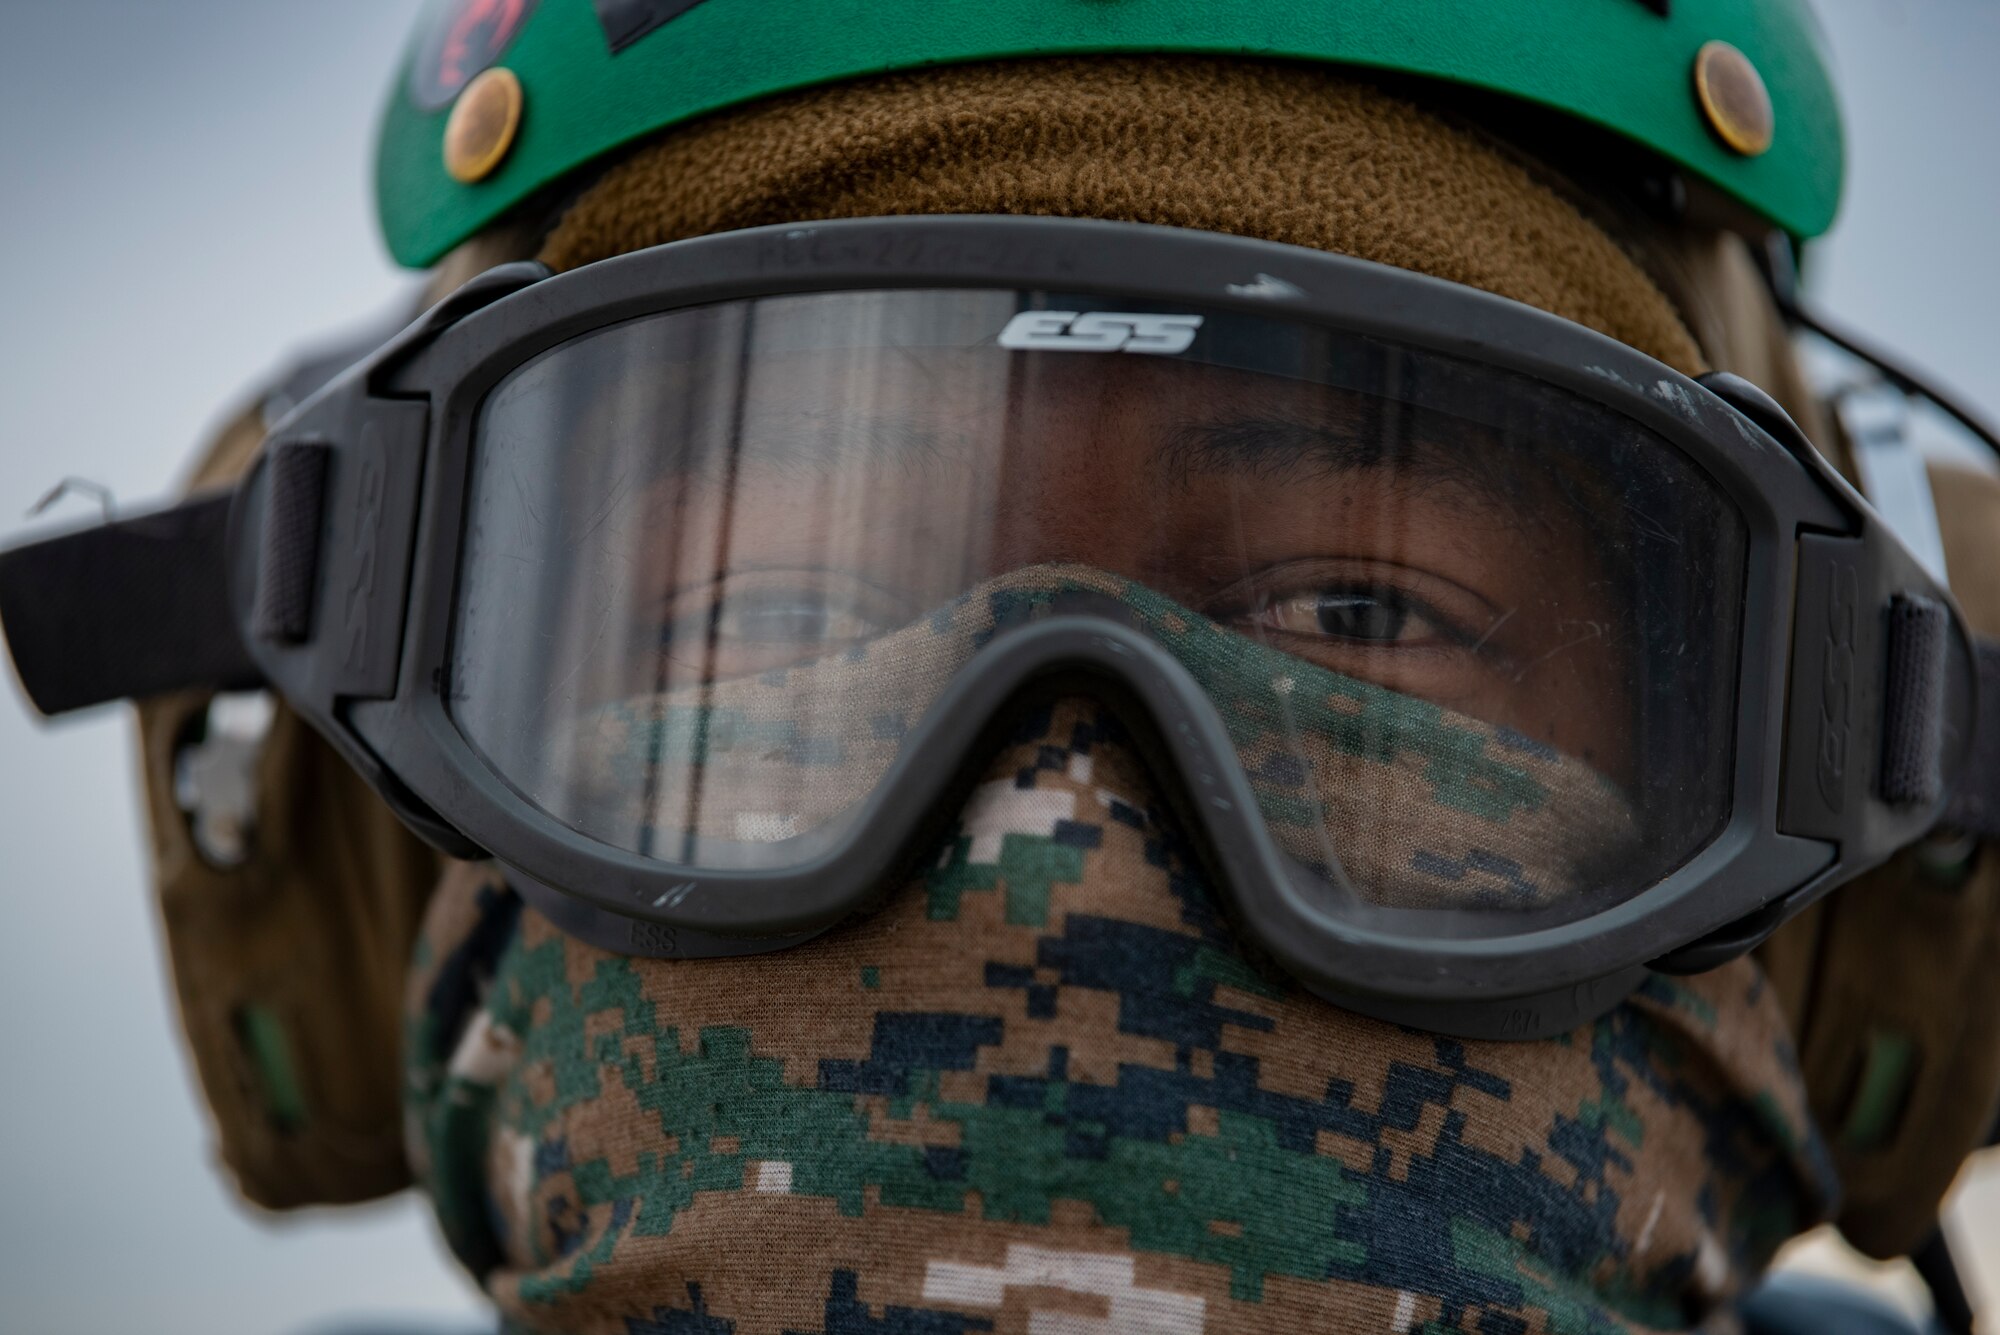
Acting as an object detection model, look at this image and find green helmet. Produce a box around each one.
[375,0,1843,269]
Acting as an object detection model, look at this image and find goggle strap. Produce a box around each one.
[0,491,259,715]
[1880,594,1950,807]
[1945,637,2000,841]
[252,441,331,645]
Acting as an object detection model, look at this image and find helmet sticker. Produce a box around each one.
[594,0,715,54]
[409,0,540,111]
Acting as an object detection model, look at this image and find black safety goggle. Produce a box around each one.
[2,216,1992,1039]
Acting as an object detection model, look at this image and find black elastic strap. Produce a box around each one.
[1880,595,1948,806]
[1945,636,2000,840]
[252,441,329,644]
[0,492,262,715]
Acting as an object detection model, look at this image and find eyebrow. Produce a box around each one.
[1156,415,1521,507]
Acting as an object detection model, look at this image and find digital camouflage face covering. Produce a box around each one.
[407,700,1839,1335]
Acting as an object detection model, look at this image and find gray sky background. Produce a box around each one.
[0,2,1995,1331]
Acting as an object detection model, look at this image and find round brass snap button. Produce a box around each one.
[1693,40,1774,158]
[444,66,524,184]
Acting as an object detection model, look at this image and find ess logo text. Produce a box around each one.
[998,311,1204,355]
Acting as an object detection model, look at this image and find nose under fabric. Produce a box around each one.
[405,692,1832,1333]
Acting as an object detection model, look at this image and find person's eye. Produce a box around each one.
[1254,584,1452,647]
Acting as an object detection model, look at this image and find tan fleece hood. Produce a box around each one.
[538,57,1707,375]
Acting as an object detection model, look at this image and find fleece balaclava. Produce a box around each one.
[403,57,1836,1335]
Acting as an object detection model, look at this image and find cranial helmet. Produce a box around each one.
[375,0,1843,267]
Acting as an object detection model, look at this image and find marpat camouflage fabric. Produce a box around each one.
[405,579,1836,1334]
